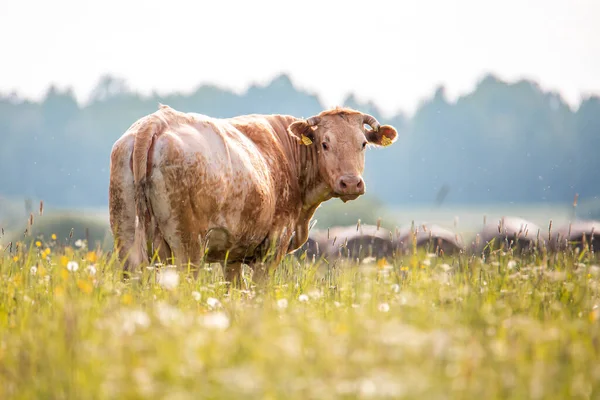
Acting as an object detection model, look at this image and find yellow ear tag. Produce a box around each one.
[301,134,313,146]
[380,136,392,147]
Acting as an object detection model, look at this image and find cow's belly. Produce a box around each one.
[147,125,277,261]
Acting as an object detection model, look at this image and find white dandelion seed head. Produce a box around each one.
[191,291,201,301]
[298,294,309,303]
[277,298,288,309]
[507,260,517,270]
[86,265,97,276]
[158,269,179,290]
[200,312,230,330]
[67,261,79,272]
[74,239,84,248]
[30,266,37,275]
[378,303,390,312]
[206,297,221,309]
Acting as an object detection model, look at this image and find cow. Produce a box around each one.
[108,104,398,284]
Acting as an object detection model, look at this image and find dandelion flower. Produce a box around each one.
[507,260,517,270]
[43,247,51,257]
[277,298,288,309]
[51,233,57,240]
[30,266,37,275]
[158,269,179,290]
[35,241,42,248]
[391,283,400,293]
[191,291,201,301]
[298,294,309,302]
[13,256,19,262]
[74,239,84,248]
[67,261,79,272]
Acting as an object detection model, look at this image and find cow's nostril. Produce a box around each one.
[356,180,363,189]
[340,180,347,189]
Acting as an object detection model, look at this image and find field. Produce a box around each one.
[1,230,600,399]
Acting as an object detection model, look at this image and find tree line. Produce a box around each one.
[1,73,599,209]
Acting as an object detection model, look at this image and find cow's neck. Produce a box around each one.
[290,139,332,249]
[294,140,330,209]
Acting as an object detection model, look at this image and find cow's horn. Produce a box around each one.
[306,116,321,126]
[363,114,380,132]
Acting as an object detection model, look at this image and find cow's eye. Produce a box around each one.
[322,142,329,151]
[362,141,368,150]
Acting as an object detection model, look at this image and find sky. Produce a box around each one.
[1,0,599,117]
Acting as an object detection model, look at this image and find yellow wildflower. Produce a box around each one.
[86,251,97,263]
[77,279,93,294]
[51,233,57,240]
[43,248,51,257]
[12,255,19,262]
[61,268,69,281]
[122,293,133,305]
[35,241,42,248]
[377,258,388,269]
[60,256,69,267]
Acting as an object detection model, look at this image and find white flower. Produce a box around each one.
[422,259,431,266]
[158,269,179,290]
[207,297,221,309]
[391,284,400,293]
[507,260,517,270]
[201,312,230,330]
[74,239,84,248]
[122,309,151,335]
[298,294,309,302]
[362,256,376,265]
[67,261,79,272]
[378,303,390,312]
[86,265,97,275]
[277,298,288,309]
[440,263,452,272]
[191,291,201,301]
[30,266,37,275]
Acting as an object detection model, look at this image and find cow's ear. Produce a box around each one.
[288,120,316,146]
[365,125,398,147]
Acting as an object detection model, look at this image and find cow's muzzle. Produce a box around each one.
[334,175,365,202]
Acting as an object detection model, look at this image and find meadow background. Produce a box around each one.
[1,72,599,247]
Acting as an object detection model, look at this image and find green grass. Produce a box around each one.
[1,237,600,399]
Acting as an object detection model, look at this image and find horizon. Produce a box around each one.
[1,0,599,117]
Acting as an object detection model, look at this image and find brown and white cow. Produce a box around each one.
[108,104,398,283]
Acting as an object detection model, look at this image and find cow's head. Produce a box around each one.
[288,108,398,202]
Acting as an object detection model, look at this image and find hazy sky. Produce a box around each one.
[1,0,598,116]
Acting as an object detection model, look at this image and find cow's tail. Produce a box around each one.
[130,109,166,269]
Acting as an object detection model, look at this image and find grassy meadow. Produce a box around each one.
[1,228,600,399]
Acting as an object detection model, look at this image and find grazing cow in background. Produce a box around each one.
[109,105,398,283]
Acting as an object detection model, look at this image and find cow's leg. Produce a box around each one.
[108,135,139,273]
